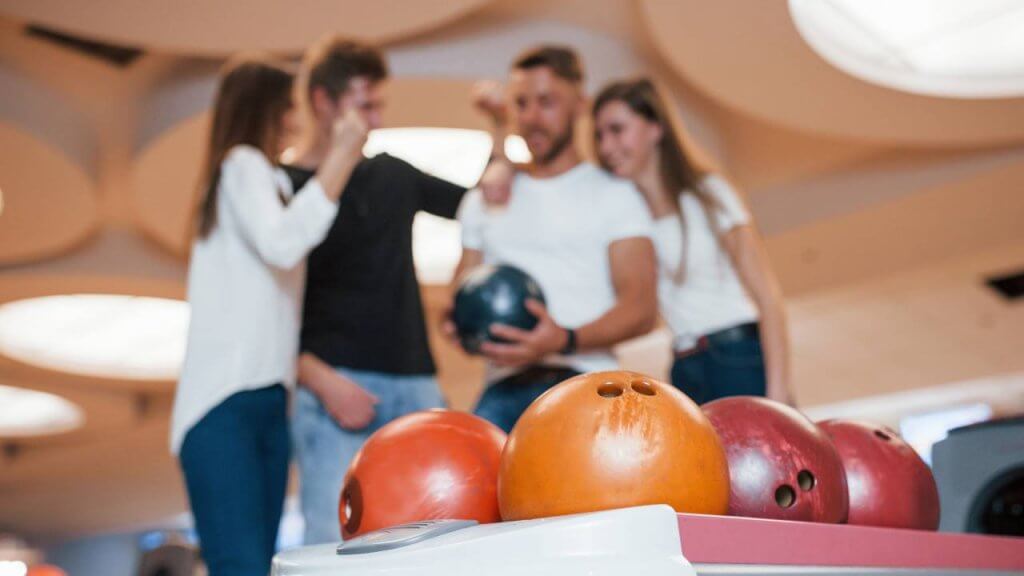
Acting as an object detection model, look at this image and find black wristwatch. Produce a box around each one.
[560,328,577,355]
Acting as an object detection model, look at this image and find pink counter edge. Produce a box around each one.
[677,513,1024,570]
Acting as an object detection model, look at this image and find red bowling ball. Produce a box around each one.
[704,397,848,523]
[819,419,940,530]
[339,410,507,539]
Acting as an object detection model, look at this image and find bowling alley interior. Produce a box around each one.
[1,1,1024,575]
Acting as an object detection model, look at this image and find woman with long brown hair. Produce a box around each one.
[593,78,793,405]
[171,55,365,575]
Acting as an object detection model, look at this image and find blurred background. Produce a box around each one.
[0,0,1022,574]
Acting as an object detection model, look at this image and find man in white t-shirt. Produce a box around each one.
[449,46,658,432]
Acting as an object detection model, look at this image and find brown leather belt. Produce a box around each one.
[675,322,760,359]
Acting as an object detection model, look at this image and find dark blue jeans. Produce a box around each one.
[671,330,767,405]
[179,384,289,576]
[474,367,581,432]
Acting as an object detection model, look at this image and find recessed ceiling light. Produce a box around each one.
[0,384,83,437]
[364,128,530,285]
[790,0,1024,98]
[0,295,188,380]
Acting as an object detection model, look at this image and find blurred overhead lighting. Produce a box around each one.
[0,562,27,576]
[364,128,530,285]
[364,128,529,189]
[0,385,83,437]
[790,0,1024,98]
[0,295,188,380]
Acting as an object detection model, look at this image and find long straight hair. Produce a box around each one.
[194,55,294,238]
[593,78,723,283]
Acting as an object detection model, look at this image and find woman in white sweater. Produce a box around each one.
[592,78,793,406]
[171,55,365,576]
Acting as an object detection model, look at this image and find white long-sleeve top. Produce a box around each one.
[170,145,338,454]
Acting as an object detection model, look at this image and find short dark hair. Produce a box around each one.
[512,45,583,84]
[302,36,388,103]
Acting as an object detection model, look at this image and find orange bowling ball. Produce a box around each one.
[499,371,730,521]
[339,410,507,539]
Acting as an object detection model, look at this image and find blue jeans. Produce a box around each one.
[291,368,445,545]
[671,330,767,405]
[179,384,289,576]
[473,367,581,433]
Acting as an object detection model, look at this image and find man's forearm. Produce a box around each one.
[488,119,509,164]
[297,351,331,394]
[575,298,657,352]
[573,237,659,353]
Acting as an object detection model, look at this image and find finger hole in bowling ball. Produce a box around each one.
[775,484,796,508]
[341,478,363,536]
[597,383,623,398]
[873,429,893,442]
[630,381,656,396]
[797,469,816,491]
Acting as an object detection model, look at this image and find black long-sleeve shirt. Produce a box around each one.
[283,153,466,375]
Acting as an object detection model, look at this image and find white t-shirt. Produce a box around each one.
[458,162,654,381]
[653,174,759,351]
[170,146,338,454]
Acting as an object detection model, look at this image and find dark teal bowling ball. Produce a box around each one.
[452,264,546,354]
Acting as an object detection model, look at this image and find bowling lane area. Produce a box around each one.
[2,2,1024,575]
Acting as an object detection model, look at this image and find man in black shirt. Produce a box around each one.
[284,37,469,544]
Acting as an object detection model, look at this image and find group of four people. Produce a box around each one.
[170,37,791,576]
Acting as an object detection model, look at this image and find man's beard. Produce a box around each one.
[528,123,575,166]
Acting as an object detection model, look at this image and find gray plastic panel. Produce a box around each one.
[336,519,478,555]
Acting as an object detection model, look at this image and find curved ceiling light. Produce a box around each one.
[0,562,27,576]
[364,128,529,285]
[0,384,83,437]
[364,128,530,188]
[0,295,188,380]
[790,0,1024,98]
